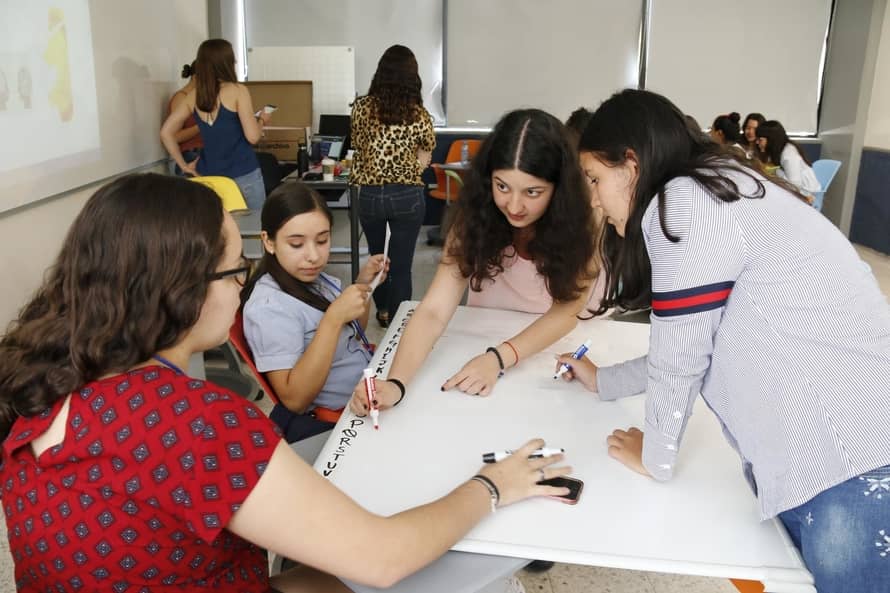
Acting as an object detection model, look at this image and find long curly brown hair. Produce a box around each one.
[0,173,226,441]
[447,109,596,303]
[366,45,424,125]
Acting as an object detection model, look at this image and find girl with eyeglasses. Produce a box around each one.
[240,181,387,441]
[0,173,571,592]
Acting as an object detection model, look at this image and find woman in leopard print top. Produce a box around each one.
[350,45,436,327]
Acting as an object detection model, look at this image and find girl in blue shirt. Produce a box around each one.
[241,181,386,441]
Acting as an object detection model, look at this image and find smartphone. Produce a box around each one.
[254,104,278,116]
[537,476,584,505]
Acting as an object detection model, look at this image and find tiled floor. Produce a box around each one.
[1,209,888,592]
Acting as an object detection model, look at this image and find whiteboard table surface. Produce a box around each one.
[313,303,813,592]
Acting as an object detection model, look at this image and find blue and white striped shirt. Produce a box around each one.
[597,171,890,519]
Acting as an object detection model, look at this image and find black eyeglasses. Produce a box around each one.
[208,260,250,287]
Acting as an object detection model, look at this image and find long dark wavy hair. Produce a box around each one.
[0,174,226,441]
[447,109,595,303]
[194,38,237,113]
[240,181,334,313]
[366,45,424,126]
[579,90,807,314]
[756,120,812,167]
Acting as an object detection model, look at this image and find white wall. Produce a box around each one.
[0,165,169,329]
[1,0,208,329]
[865,2,890,149]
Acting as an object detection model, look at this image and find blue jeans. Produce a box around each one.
[233,167,266,210]
[356,184,425,319]
[779,464,890,593]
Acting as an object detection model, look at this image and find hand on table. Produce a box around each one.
[606,427,652,477]
[441,351,503,396]
[554,353,598,391]
[475,439,573,508]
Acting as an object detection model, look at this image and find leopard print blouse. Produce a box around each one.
[350,95,436,186]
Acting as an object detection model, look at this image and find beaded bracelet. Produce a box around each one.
[470,474,500,513]
[485,347,505,377]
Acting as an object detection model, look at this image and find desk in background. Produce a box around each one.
[313,303,814,593]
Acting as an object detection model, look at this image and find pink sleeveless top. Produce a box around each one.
[466,250,606,314]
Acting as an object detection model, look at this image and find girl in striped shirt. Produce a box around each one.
[561,89,890,593]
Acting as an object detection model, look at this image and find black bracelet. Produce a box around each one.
[470,474,500,513]
[485,347,505,377]
[387,378,406,406]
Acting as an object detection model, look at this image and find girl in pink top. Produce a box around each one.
[351,108,601,411]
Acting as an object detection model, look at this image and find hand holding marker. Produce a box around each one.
[553,338,592,379]
[363,368,380,430]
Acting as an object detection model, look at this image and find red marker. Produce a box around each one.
[363,368,380,430]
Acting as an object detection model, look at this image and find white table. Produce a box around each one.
[313,303,814,593]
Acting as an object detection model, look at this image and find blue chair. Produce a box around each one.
[811,159,841,212]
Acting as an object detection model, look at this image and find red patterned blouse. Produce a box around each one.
[1,366,283,592]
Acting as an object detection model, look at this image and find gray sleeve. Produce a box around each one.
[243,297,307,373]
[595,356,648,400]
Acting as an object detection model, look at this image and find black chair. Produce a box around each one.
[256,151,283,196]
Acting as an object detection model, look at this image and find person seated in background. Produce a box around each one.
[565,106,593,146]
[0,172,571,593]
[165,60,203,176]
[742,112,766,156]
[755,120,820,200]
[710,112,747,156]
[241,181,386,442]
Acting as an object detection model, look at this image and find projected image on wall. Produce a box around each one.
[0,1,100,178]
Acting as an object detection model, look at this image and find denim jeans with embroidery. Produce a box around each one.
[356,184,425,319]
[779,464,890,593]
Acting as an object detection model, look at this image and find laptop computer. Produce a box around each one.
[310,135,345,161]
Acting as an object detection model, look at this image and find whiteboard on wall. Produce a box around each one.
[247,46,356,132]
[0,0,207,214]
[646,0,831,135]
[446,0,641,127]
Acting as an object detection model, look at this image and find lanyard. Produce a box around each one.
[152,355,185,375]
[317,275,374,354]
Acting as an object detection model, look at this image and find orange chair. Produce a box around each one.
[427,139,481,245]
[229,311,281,404]
[429,139,481,203]
[228,311,341,441]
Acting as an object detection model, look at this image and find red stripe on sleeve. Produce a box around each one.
[651,288,732,311]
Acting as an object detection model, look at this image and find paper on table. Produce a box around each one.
[367,222,391,296]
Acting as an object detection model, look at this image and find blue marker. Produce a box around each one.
[553,338,592,379]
